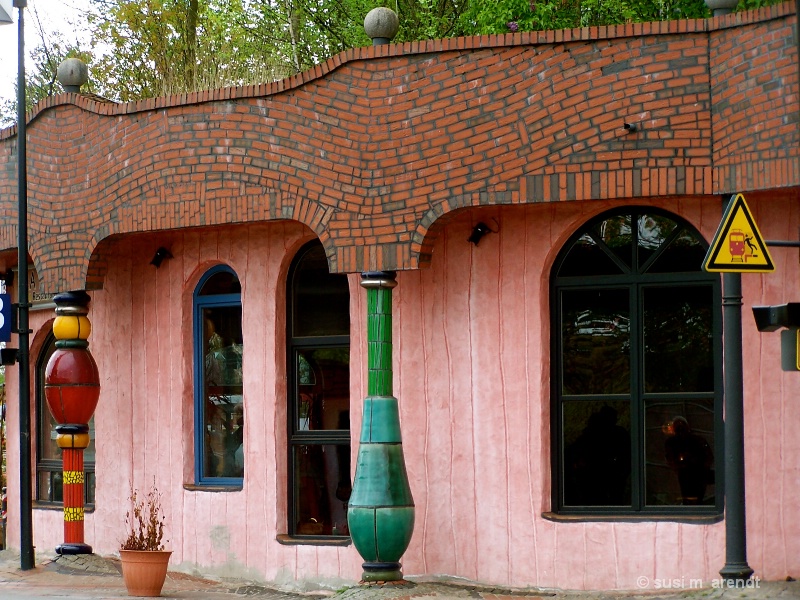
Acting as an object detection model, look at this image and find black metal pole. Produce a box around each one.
[719,260,753,581]
[14,0,34,571]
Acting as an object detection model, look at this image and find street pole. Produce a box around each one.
[718,197,752,583]
[14,0,34,571]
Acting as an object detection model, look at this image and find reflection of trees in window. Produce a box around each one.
[553,208,721,514]
[194,266,244,484]
[288,241,351,537]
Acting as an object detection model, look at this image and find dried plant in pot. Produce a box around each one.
[119,481,172,597]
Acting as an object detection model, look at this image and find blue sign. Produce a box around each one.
[0,293,11,342]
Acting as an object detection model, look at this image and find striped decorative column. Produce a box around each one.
[347,271,414,582]
[44,291,100,555]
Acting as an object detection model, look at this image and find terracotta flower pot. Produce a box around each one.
[119,549,173,597]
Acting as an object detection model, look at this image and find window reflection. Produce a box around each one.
[644,286,713,393]
[294,444,351,535]
[195,266,244,483]
[554,208,720,515]
[558,234,621,277]
[596,215,632,268]
[562,289,630,395]
[648,229,708,274]
[288,241,351,537]
[645,401,715,506]
[202,304,244,479]
[292,244,350,337]
[295,348,350,432]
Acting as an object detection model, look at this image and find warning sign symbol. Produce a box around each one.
[703,193,774,273]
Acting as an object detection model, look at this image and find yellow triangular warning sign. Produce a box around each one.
[703,193,774,272]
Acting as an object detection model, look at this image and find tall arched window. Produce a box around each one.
[287,241,351,537]
[552,208,722,516]
[193,265,244,485]
[36,332,96,504]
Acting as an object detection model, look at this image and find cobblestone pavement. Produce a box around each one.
[0,549,798,600]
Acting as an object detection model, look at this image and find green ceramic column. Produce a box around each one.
[347,271,414,582]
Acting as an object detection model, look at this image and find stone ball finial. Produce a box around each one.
[57,58,89,93]
[704,0,738,15]
[364,7,399,45]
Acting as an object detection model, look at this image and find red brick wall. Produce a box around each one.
[0,4,796,292]
[710,9,799,193]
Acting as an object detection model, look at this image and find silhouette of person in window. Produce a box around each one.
[664,416,713,505]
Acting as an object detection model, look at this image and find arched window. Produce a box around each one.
[287,241,351,537]
[551,208,722,515]
[36,333,96,505]
[193,265,244,485]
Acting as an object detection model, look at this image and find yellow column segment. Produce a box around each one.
[52,315,92,341]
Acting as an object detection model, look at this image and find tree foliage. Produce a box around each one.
[457,0,712,34]
[87,0,289,100]
[0,5,92,128]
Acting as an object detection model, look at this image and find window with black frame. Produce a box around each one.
[287,241,351,538]
[552,209,722,516]
[194,265,244,485]
[36,333,96,505]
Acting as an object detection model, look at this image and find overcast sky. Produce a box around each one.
[0,0,93,108]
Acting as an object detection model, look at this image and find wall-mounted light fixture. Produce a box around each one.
[150,247,173,268]
[468,220,499,246]
[623,122,637,133]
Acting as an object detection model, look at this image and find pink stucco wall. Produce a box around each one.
[3,194,799,590]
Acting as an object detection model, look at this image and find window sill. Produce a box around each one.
[542,511,723,524]
[276,534,351,547]
[183,484,243,493]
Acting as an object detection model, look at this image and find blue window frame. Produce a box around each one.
[193,265,244,486]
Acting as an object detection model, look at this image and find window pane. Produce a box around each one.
[39,416,96,462]
[637,214,677,269]
[558,234,622,277]
[38,338,60,461]
[84,420,96,464]
[37,470,63,503]
[293,444,351,536]
[291,245,350,337]
[201,303,244,479]
[295,348,350,432]
[199,271,241,295]
[204,396,244,478]
[596,214,633,269]
[648,228,707,274]
[203,306,243,387]
[645,401,715,506]
[643,286,714,393]
[561,289,630,395]
[563,401,631,506]
[85,471,96,505]
[40,414,61,461]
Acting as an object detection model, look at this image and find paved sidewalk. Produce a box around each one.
[0,549,798,599]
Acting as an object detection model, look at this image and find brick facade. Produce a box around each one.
[0,4,796,292]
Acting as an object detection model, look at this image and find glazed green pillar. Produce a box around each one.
[347,271,414,582]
